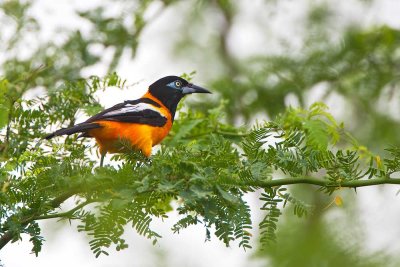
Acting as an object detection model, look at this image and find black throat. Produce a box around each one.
[149,87,183,120]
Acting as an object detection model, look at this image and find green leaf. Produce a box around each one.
[0,79,10,129]
[217,186,239,204]
[303,120,329,150]
[172,118,203,141]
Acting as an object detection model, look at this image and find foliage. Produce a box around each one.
[1,1,400,266]
[179,3,400,151]
[1,74,399,257]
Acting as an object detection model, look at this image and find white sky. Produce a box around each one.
[1,0,400,266]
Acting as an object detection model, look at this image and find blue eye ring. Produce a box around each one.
[167,80,183,90]
[175,81,182,88]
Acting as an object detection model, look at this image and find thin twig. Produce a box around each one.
[34,199,98,221]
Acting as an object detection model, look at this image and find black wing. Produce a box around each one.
[85,97,167,127]
[45,123,101,139]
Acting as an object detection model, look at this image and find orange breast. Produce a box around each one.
[88,94,173,157]
[89,120,172,157]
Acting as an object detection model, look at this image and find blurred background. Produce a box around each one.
[1,0,400,266]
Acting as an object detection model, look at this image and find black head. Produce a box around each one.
[148,75,211,118]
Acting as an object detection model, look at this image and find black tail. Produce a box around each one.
[45,123,101,139]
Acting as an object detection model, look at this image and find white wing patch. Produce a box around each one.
[104,103,165,117]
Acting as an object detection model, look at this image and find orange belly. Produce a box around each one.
[88,120,172,157]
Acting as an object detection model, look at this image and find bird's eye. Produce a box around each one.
[175,81,182,88]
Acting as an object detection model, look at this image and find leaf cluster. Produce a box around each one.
[1,75,400,257]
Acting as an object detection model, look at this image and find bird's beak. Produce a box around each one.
[182,83,211,95]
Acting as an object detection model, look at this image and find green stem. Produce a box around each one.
[182,129,248,140]
[245,177,400,188]
[34,199,98,221]
[1,176,399,251]
[0,187,80,250]
[216,130,248,137]
[3,100,15,155]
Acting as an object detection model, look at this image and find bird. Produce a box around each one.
[45,76,211,166]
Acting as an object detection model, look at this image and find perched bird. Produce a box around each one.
[45,76,211,166]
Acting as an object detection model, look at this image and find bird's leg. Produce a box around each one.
[100,153,106,167]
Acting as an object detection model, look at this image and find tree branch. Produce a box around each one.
[1,176,399,251]
[0,187,80,250]
[245,177,400,188]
